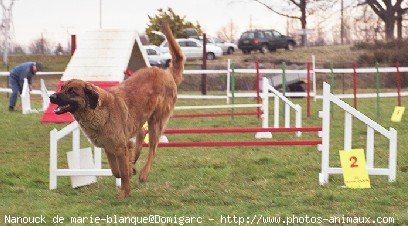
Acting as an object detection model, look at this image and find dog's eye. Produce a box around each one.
[67,87,76,95]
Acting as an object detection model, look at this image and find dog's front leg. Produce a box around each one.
[116,146,131,199]
[128,129,145,177]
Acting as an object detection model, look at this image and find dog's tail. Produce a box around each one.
[162,22,185,86]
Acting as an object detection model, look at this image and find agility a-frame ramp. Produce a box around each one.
[41,29,150,123]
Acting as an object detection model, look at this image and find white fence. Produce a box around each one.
[256,77,302,139]
[49,121,120,189]
[319,82,397,185]
[1,58,408,102]
[313,65,408,99]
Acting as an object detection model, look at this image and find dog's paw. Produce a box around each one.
[118,189,130,200]
[129,168,137,178]
[139,174,148,183]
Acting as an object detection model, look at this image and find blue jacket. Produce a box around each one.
[9,62,36,85]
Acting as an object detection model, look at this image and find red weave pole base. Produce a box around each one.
[142,140,322,147]
[164,127,322,134]
[172,111,261,118]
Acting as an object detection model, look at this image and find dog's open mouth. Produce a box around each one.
[54,104,72,114]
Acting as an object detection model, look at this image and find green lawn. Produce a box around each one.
[0,91,407,224]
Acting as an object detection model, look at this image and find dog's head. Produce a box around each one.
[49,79,99,115]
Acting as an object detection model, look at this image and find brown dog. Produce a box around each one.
[49,22,185,199]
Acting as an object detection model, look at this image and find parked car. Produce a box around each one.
[143,45,171,68]
[238,29,296,54]
[199,37,238,55]
[159,38,223,60]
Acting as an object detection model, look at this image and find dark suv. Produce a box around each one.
[238,29,296,54]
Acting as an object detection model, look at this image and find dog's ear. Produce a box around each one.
[84,84,99,109]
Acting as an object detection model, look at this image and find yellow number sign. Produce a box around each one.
[391,106,405,122]
[339,149,371,188]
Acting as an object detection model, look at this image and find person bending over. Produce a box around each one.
[8,61,43,111]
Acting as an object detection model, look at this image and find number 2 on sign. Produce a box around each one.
[349,156,358,168]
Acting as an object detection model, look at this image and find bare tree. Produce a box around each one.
[250,0,336,46]
[216,19,239,42]
[54,43,64,55]
[12,44,24,54]
[396,1,408,40]
[353,5,384,41]
[359,0,406,41]
[29,34,51,55]
[0,0,16,66]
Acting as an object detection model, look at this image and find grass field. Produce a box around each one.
[0,89,407,224]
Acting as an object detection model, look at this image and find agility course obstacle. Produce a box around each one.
[49,78,316,189]
[21,78,53,114]
[49,121,121,188]
[48,81,398,190]
[319,82,397,184]
[41,29,149,123]
[257,77,302,138]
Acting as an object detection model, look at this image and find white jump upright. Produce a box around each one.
[256,77,302,139]
[21,78,52,114]
[40,79,50,111]
[21,78,36,114]
[319,82,397,185]
[49,121,120,190]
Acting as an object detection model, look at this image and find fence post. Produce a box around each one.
[329,62,334,92]
[274,95,279,128]
[256,60,261,119]
[388,128,397,182]
[295,104,302,137]
[330,63,335,117]
[70,35,76,56]
[201,33,207,95]
[312,55,317,101]
[255,77,272,139]
[375,62,381,117]
[344,112,353,150]
[72,127,81,169]
[281,62,286,96]
[231,63,235,120]
[352,63,358,109]
[284,104,290,128]
[226,59,231,104]
[366,126,374,169]
[261,77,269,129]
[319,83,331,185]
[395,61,402,107]
[94,147,102,169]
[49,129,58,189]
[306,63,311,117]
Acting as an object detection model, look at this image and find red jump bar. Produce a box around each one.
[164,127,322,134]
[142,140,322,147]
[172,111,261,118]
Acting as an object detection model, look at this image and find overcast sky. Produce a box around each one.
[10,0,285,47]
